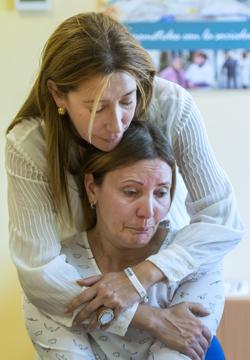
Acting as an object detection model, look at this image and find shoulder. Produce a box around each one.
[153,77,194,116]
[6,117,47,172]
[7,118,44,147]
[153,76,190,101]
[152,77,197,138]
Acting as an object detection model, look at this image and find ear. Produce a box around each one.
[84,173,98,205]
[47,79,66,107]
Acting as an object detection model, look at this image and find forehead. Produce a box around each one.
[106,158,172,184]
[75,72,137,100]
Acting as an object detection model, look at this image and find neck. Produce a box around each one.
[87,226,166,273]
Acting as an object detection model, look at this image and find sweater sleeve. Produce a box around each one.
[6,138,86,326]
[148,79,244,283]
[5,136,136,333]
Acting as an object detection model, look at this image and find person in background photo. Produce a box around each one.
[239,51,250,88]
[159,56,187,89]
[221,51,238,89]
[185,51,215,89]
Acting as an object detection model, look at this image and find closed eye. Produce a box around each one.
[121,101,133,107]
[96,106,105,113]
[123,188,138,197]
[155,188,169,198]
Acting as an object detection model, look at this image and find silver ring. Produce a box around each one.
[97,307,115,326]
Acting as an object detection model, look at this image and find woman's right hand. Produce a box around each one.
[133,301,212,360]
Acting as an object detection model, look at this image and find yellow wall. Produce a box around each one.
[0,1,98,358]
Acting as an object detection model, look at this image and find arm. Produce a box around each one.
[147,78,244,283]
[130,262,224,359]
[6,132,139,334]
[6,139,85,327]
[132,303,211,360]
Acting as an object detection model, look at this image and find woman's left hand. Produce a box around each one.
[65,271,141,325]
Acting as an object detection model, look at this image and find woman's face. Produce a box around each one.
[61,72,137,151]
[86,158,172,249]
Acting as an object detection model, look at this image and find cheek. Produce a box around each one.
[128,106,136,120]
[70,111,90,135]
[99,194,122,218]
[156,201,171,220]
[108,199,131,224]
[123,104,136,123]
[125,115,134,128]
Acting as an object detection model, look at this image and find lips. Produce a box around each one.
[135,227,150,232]
[126,226,154,233]
[102,135,122,143]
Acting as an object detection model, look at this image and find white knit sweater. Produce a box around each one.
[5,78,244,334]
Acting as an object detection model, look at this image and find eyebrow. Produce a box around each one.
[121,179,172,186]
[82,89,137,104]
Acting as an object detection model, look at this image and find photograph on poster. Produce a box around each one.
[148,48,250,89]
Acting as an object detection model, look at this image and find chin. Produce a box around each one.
[94,142,118,152]
[102,143,119,152]
[132,235,152,247]
[93,137,122,152]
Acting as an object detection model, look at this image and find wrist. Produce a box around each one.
[132,260,165,290]
[124,267,148,303]
[131,305,155,331]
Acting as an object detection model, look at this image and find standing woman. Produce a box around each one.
[6,11,242,357]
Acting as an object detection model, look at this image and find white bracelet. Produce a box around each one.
[124,267,148,303]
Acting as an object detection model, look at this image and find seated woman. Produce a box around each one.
[23,121,224,360]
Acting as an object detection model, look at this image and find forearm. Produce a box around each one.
[130,303,154,331]
[172,189,243,273]
[130,299,212,360]
[170,262,225,335]
[146,172,244,284]
[9,212,84,326]
[131,224,173,289]
[6,144,85,326]
[17,253,87,327]
[132,260,166,290]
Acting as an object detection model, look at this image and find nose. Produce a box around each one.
[106,105,123,134]
[136,195,154,221]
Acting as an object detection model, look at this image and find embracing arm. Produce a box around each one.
[147,78,244,283]
[126,262,224,359]
[6,131,139,334]
[132,302,211,360]
[6,139,86,327]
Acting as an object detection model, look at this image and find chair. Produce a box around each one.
[205,336,225,360]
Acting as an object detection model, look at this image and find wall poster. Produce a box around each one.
[100,0,250,90]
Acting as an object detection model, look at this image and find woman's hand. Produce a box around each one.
[133,301,212,360]
[65,271,141,325]
[65,260,165,325]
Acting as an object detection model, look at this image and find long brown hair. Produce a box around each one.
[7,12,156,218]
[80,120,176,230]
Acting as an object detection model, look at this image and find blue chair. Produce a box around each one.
[205,336,225,360]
